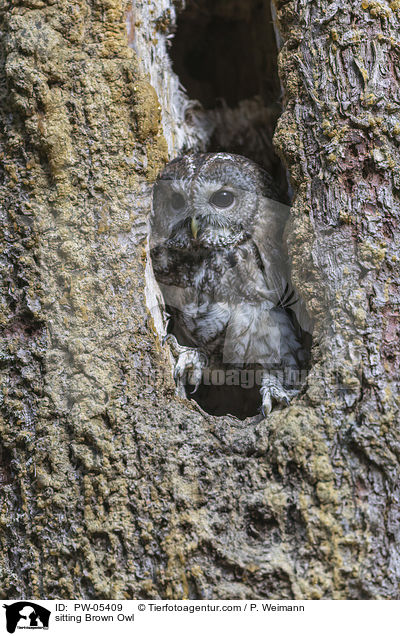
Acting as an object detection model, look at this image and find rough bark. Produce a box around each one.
[0,0,399,600]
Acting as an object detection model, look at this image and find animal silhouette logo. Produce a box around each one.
[3,602,50,633]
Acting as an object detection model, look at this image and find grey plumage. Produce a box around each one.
[150,152,310,417]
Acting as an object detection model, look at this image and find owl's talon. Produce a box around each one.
[165,334,206,397]
[260,374,299,416]
[261,395,272,417]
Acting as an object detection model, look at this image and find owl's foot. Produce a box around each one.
[164,334,208,396]
[260,374,299,416]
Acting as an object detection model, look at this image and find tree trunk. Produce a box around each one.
[0,0,398,599]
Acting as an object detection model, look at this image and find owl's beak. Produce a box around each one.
[190,217,199,239]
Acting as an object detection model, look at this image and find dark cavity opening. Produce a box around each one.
[171,1,280,108]
[170,0,286,193]
[157,0,311,419]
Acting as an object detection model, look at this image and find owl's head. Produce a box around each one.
[151,152,284,250]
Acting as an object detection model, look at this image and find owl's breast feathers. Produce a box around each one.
[152,236,283,303]
[151,236,302,366]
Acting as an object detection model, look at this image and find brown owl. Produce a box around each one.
[150,152,310,418]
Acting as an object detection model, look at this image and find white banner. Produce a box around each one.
[0,600,397,636]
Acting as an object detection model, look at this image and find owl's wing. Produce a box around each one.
[222,301,303,366]
[251,196,289,300]
[251,196,314,336]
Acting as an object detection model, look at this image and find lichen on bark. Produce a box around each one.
[0,0,398,600]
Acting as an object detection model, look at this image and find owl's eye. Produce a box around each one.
[171,192,186,210]
[209,190,235,208]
